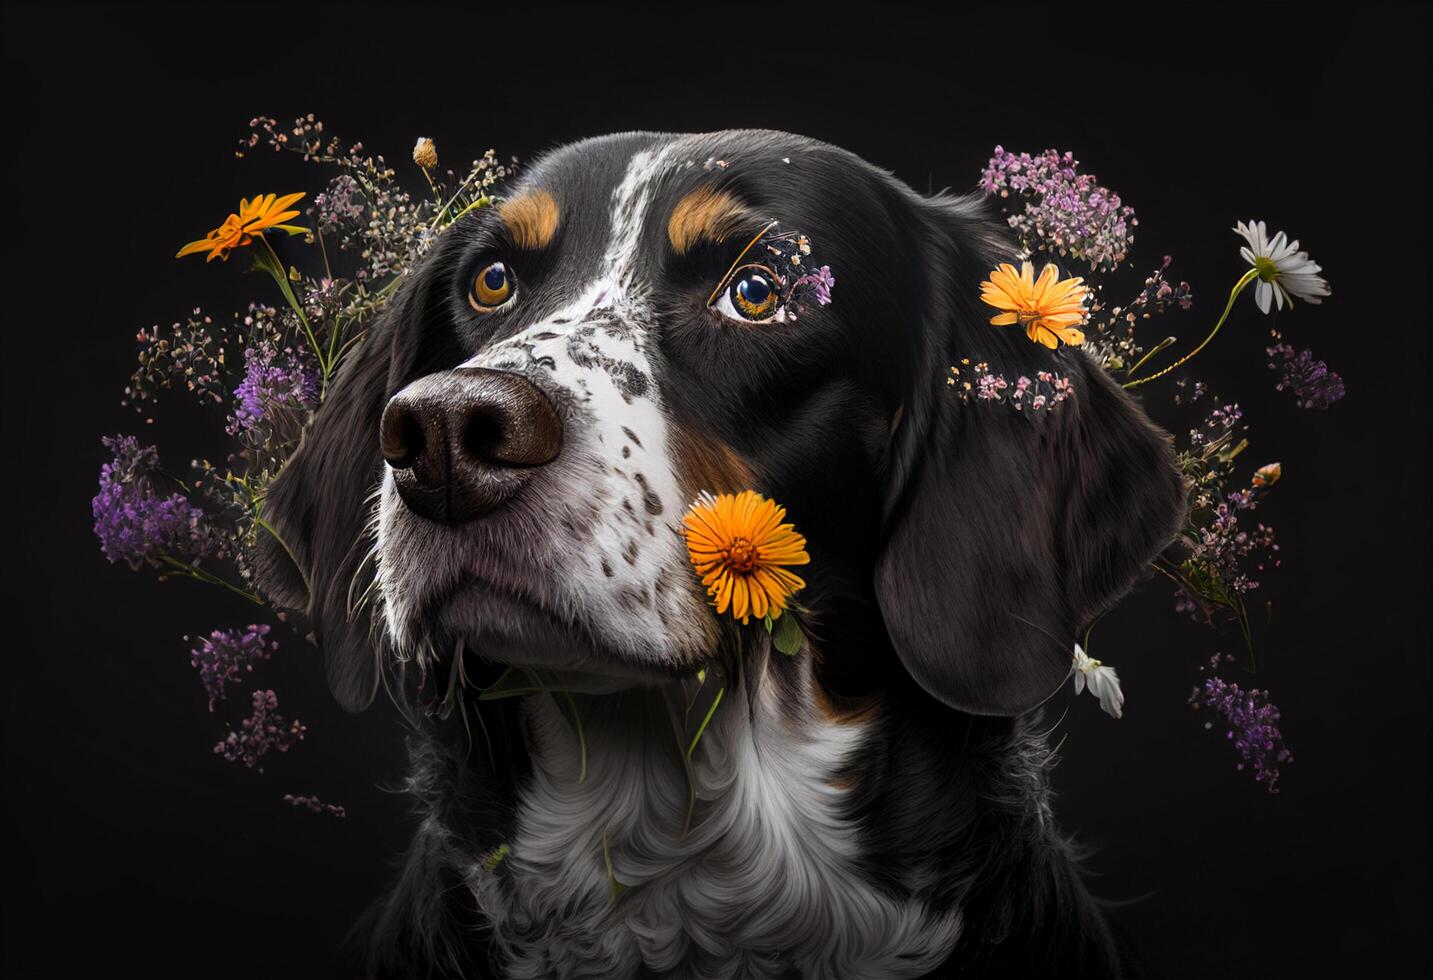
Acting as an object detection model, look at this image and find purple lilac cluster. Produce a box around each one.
[214,690,306,769]
[980,147,1136,272]
[227,342,321,436]
[93,435,216,570]
[1189,656,1292,792]
[949,362,1074,413]
[189,625,279,710]
[283,794,347,818]
[1267,340,1345,410]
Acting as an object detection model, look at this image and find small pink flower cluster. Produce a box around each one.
[948,361,1074,413]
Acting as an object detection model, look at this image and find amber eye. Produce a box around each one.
[714,265,781,322]
[470,261,515,310]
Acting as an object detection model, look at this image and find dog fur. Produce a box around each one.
[254,130,1185,979]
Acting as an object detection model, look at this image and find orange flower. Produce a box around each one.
[682,490,809,624]
[176,192,308,262]
[979,261,1089,349]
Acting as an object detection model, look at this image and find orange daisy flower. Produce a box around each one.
[979,261,1089,349]
[176,192,308,262]
[682,490,810,624]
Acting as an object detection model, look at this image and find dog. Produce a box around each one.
[254,130,1185,979]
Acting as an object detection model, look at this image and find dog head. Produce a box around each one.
[255,130,1184,715]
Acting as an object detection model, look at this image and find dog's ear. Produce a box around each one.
[875,194,1186,716]
[251,266,435,712]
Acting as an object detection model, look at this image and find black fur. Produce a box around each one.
[254,130,1184,978]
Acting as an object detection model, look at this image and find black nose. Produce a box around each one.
[380,368,563,523]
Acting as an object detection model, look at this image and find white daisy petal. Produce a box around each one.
[1071,643,1124,719]
[1255,279,1273,313]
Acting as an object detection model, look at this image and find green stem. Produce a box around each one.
[157,555,263,604]
[686,687,724,761]
[1123,267,1259,389]
[258,236,329,381]
[602,833,625,902]
[1124,336,1177,379]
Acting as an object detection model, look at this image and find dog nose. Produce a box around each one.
[380,368,562,523]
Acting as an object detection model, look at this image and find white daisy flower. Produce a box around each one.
[1234,219,1331,314]
[1072,643,1124,719]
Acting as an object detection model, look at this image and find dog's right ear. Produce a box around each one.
[251,264,437,712]
[874,193,1186,717]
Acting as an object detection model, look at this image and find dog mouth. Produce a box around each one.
[394,571,698,683]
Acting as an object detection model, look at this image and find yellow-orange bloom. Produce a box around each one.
[980,261,1089,349]
[682,490,809,625]
[176,192,308,262]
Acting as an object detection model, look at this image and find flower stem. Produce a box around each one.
[157,554,264,604]
[1123,267,1259,388]
[258,235,329,382]
[686,686,724,761]
[1124,336,1177,379]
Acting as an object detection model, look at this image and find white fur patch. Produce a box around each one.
[471,651,961,979]
[376,144,715,668]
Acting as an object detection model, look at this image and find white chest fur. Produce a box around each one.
[469,654,961,980]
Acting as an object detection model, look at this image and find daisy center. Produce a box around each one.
[724,537,758,573]
[1253,256,1280,283]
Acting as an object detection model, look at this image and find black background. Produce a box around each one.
[2,3,1428,977]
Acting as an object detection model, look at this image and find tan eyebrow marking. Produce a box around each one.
[497,190,559,249]
[667,187,754,255]
[669,423,754,503]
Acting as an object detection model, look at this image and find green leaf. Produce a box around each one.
[1217,437,1249,464]
[771,612,803,656]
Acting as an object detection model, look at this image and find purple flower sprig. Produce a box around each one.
[1189,655,1292,793]
[92,435,261,603]
[228,342,321,438]
[93,435,218,571]
[189,625,279,711]
[214,690,306,770]
[1267,336,1345,410]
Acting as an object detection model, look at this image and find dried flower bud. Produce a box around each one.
[412,137,438,170]
[1252,462,1282,488]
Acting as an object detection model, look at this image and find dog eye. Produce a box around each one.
[470,261,516,311]
[712,265,783,323]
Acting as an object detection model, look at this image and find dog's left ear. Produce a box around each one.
[875,194,1186,716]
[250,263,437,712]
